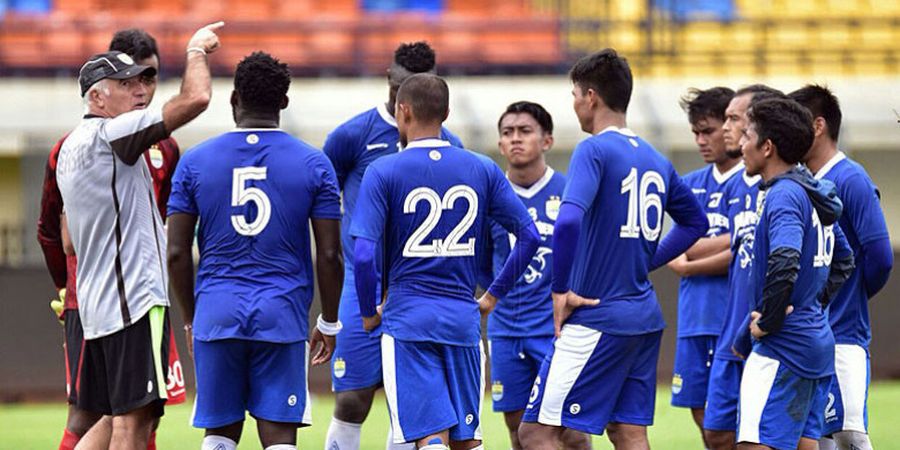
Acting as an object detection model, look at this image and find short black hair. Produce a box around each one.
[397,73,448,125]
[234,52,291,115]
[680,87,735,124]
[109,29,159,62]
[498,101,553,134]
[735,84,786,105]
[569,48,632,113]
[748,98,814,165]
[394,42,436,73]
[788,84,842,142]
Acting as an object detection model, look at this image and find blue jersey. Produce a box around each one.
[324,104,463,333]
[815,152,890,347]
[487,168,565,338]
[167,129,341,343]
[562,127,702,336]
[715,169,763,360]
[350,138,533,346]
[676,164,742,338]
[750,177,847,379]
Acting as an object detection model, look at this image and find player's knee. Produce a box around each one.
[66,408,102,437]
[517,422,553,450]
[606,423,646,448]
[703,429,735,450]
[258,420,297,449]
[333,388,376,423]
[833,430,872,450]
[560,429,592,450]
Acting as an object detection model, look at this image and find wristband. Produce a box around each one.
[317,314,342,336]
[186,47,207,55]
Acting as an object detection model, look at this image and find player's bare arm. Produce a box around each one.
[311,217,343,365]
[159,22,223,137]
[668,247,732,277]
[166,212,199,358]
[683,233,730,260]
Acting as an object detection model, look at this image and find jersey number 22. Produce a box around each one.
[403,185,478,258]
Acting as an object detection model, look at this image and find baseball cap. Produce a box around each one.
[78,51,157,97]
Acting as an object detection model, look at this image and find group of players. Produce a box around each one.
[36,19,891,450]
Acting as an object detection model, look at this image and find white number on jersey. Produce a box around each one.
[403,185,478,257]
[231,167,272,236]
[812,210,835,267]
[619,168,666,240]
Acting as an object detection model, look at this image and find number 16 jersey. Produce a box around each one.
[351,138,533,346]
[563,127,701,336]
[167,129,342,344]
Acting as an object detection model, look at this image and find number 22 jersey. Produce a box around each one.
[167,129,342,343]
[350,138,533,346]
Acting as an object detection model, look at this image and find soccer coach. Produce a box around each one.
[55,22,223,450]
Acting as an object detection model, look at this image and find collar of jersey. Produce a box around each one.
[404,138,451,151]
[377,103,398,128]
[596,125,637,137]
[713,161,744,185]
[508,167,555,199]
[814,151,846,180]
[229,128,284,132]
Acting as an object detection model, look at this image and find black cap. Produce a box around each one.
[78,51,157,97]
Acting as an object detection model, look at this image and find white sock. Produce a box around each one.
[325,417,362,450]
[834,431,873,450]
[201,435,237,450]
[265,446,297,450]
[385,425,415,450]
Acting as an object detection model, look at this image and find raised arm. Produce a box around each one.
[161,22,223,134]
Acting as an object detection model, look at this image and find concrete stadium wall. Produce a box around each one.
[2,263,899,401]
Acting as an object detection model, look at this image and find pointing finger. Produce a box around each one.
[204,21,225,31]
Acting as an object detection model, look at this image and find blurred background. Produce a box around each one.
[1,0,899,401]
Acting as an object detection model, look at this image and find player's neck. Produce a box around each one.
[804,141,839,175]
[508,160,547,188]
[714,157,741,175]
[236,116,280,129]
[404,123,443,143]
[589,109,626,135]
[761,159,795,183]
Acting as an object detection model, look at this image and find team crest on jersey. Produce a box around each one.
[492,381,504,401]
[333,358,346,378]
[671,374,683,394]
[148,146,164,169]
[545,196,561,221]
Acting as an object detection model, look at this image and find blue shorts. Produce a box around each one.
[738,352,830,449]
[332,288,382,392]
[382,334,485,443]
[489,336,554,412]
[522,325,662,436]
[671,335,716,408]
[823,344,870,435]
[703,357,743,432]
[192,339,310,429]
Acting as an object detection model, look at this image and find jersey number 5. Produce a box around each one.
[619,168,666,241]
[403,185,478,258]
[231,167,271,236]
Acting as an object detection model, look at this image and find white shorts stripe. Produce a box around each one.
[475,340,486,440]
[537,324,602,426]
[738,352,780,444]
[834,344,868,432]
[302,342,312,425]
[381,334,405,443]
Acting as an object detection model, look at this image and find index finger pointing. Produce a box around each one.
[204,21,225,31]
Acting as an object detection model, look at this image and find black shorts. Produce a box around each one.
[63,309,84,405]
[75,306,170,417]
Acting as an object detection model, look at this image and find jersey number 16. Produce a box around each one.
[619,168,666,241]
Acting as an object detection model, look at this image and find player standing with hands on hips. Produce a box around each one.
[55,22,224,450]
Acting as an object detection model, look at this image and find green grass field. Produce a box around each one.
[2,383,899,449]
